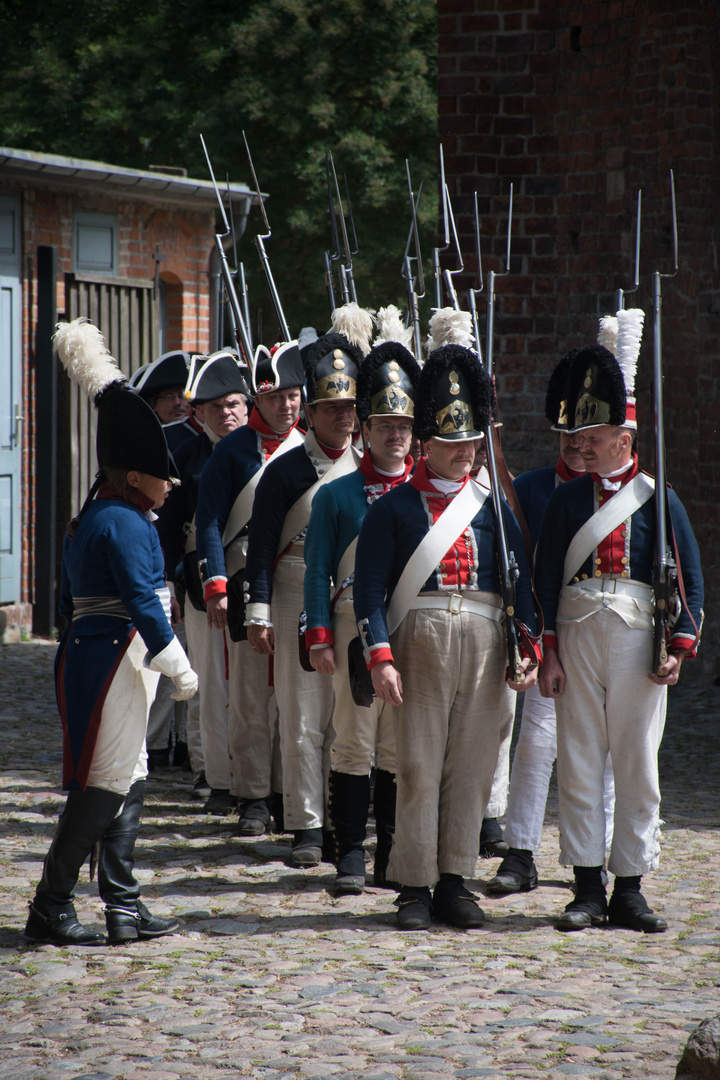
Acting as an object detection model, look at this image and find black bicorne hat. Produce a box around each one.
[130,350,191,399]
[97,386,173,481]
[252,340,305,395]
[356,341,421,424]
[413,344,491,442]
[185,349,251,404]
[562,344,628,432]
[304,332,362,406]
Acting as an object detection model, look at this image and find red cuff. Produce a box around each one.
[203,579,227,601]
[542,632,559,651]
[305,626,333,649]
[367,646,393,670]
[670,635,697,658]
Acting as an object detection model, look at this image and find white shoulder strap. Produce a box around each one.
[276,437,361,555]
[335,536,359,587]
[387,479,489,635]
[563,472,655,585]
[221,426,304,547]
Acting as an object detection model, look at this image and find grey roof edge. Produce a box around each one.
[0,145,266,206]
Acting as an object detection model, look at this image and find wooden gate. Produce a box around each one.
[59,272,160,519]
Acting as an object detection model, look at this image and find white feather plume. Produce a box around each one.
[331,302,375,356]
[597,315,618,357]
[53,318,125,401]
[426,307,474,355]
[373,305,413,349]
[614,307,644,395]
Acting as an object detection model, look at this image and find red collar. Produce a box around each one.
[555,456,584,483]
[314,436,349,461]
[410,457,469,495]
[590,452,639,487]
[358,449,413,486]
[249,408,299,441]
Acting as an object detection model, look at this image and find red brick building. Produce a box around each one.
[438,0,719,676]
[0,147,256,638]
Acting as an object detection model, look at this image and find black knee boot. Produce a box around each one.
[98,780,178,943]
[25,786,126,946]
[372,769,398,888]
[328,770,370,895]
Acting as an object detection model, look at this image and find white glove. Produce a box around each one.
[170,669,199,701]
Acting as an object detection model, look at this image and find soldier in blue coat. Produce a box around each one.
[25,319,198,947]
[354,345,539,930]
[535,315,704,933]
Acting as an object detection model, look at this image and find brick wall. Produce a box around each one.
[8,180,216,606]
[438,0,720,677]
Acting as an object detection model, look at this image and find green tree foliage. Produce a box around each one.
[0,0,437,337]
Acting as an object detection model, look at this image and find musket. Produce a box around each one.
[470,186,523,682]
[616,189,642,311]
[652,170,679,675]
[200,134,254,364]
[328,151,358,305]
[401,162,425,362]
[242,131,291,342]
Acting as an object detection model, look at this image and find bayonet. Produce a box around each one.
[652,170,679,675]
[616,189,642,311]
[328,151,358,304]
[441,182,464,311]
[200,134,253,364]
[401,162,425,361]
[431,144,451,307]
[242,131,291,342]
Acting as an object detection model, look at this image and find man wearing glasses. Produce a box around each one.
[303,341,420,895]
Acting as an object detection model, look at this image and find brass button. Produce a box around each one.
[620,556,628,565]
[621,530,628,537]
[621,570,628,577]
[573,576,579,583]
[595,558,602,565]
[581,574,588,580]
[594,570,602,577]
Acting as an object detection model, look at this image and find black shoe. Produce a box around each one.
[557,865,607,931]
[334,872,366,896]
[106,900,179,943]
[479,817,509,858]
[608,887,667,933]
[24,903,106,947]
[203,789,237,816]
[486,849,539,895]
[236,797,271,836]
[190,771,212,800]
[291,829,323,868]
[396,886,433,930]
[433,876,485,929]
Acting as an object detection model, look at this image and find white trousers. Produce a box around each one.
[184,601,228,787]
[485,708,514,819]
[555,592,666,876]
[272,555,335,831]
[226,633,280,799]
[330,599,395,775]
[504,682,615,853]
[387,594,514,886]
[87,632,159,795]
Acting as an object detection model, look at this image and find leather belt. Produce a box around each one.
[409,592,503,622]
[572,577,653,601]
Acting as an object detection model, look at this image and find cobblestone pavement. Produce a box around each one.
[1,639,719,1080]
